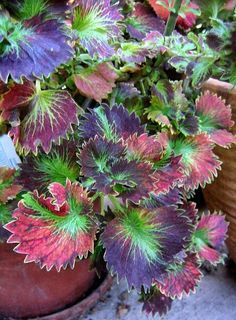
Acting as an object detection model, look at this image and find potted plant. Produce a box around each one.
[148,0,236,263]
[0,0,233,319]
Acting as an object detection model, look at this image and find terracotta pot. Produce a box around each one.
[202,78,236,262]
[0,242,111,319]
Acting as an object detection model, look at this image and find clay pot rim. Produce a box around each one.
[7,274,113,320]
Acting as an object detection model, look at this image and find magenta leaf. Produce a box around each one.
[0,12,73,82]
[153,156,184,195]
[193,213,228,264]
[196,91,236,147]
[126,133,164,162]
[72,0,122,59]
[5,180,97,271]
[156,254,202,298]
[0,81,80,154]
[169,134,222,190]
[74,62,118,102]
[102,206,192,289]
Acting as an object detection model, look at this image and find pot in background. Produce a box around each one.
[0,241,112,320]
[202,78,236,262]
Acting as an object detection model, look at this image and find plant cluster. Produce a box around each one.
[0,0,235,317]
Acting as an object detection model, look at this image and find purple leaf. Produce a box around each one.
[126,2,165,40]
[0,12,73,82]
[80,103,145,141]
[72,0,122,59]
[102,206,192,289]
[80,136,154,203]
[142,288,172,317]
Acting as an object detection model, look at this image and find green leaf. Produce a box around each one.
[18,0,49,19]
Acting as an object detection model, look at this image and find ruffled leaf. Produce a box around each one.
[74,62,118,102]
[102,206,192,289]
[117,42,150,64]
[141,287,172,317]
[148,0,200,30]
[142,188,183,209]
[0,12,73,82]
[126,133,164,162]
[156,254,202,299]
[196,92,236,147]
[182,201,198,222]
[117,31,165,64]
[80,136,154,203]
[193,213,228,264]
[153,156,184,195]
[5,180,97,271]
[0,81,80,154]
[72,0,122,59]
[110,160,155,204]
[126,2,165,40]
[169,134,222,190]
[80,103,145,141]
[0,167,22,204]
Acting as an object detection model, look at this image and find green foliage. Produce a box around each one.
[18,0,49,19]
[0,204,11,225]
[35,152,80,187]
[22,192,91,237]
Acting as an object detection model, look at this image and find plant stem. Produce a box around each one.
[91,192,100,203]
[82,97,93,109]
[139,79,146,96]
[35,80,41,93]
[164,0,183,36]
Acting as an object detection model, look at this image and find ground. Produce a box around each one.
[83,263,236,320]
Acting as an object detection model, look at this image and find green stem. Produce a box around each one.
[164,0,183,36]
[35,80,41,94]
[139,79,146,96]
[91,192,100,203]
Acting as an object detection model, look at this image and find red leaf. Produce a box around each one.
[74,62,118,102]
[5,181,97,271]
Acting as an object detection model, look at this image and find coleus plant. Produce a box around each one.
[0,0,234,318]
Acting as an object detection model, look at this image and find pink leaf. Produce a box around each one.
[5,181,97,271]
[74,62,118,102]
